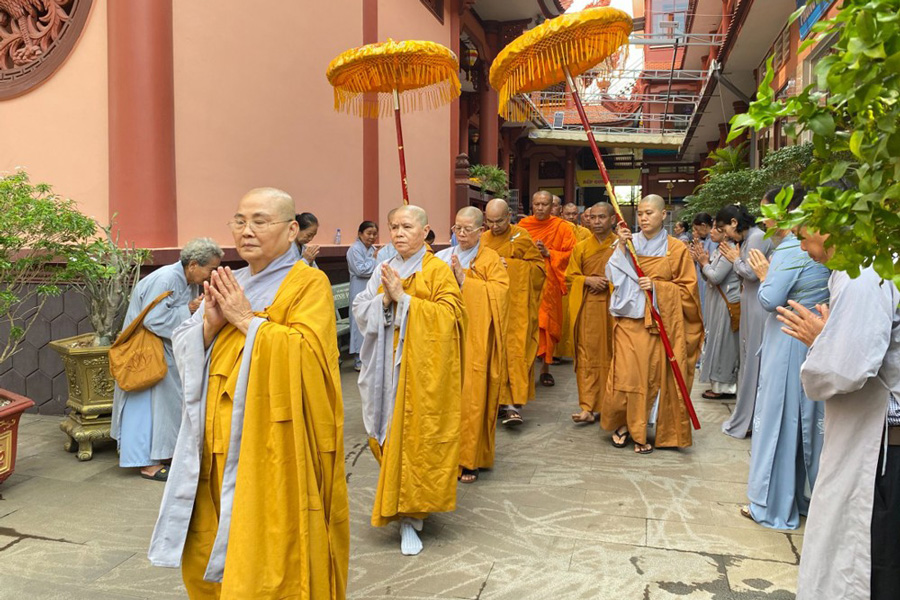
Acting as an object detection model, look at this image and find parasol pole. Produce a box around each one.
[562,65,700,430]
[392,88,410,205]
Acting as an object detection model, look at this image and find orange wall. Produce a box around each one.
[171,0,364,247]
[377,0,454,243]
[0,0,108,222]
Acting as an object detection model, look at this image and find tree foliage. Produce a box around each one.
[729,0,900,284]
[469,164,510,200]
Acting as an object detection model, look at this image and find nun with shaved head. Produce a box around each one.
[353,204,466,556]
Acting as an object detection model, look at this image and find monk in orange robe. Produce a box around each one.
[149,188,349,600]
[354,205,466,556]
[565,202,617,424]
[436,207,510,483]
[602,195,703,454]
[483,199,546,426]
[558,202,593,359]
[519,190,576,387]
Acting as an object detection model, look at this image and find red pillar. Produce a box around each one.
[362,0,379,223]
[563,147,576,204]
[478,78,499,165]
[107,1,177,248]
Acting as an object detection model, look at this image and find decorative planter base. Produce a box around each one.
[49,333,114,461]
[0,389,35,484]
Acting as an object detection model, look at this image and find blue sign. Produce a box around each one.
[797,0,833,39]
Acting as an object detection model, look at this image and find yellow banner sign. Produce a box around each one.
[576,168,640,187]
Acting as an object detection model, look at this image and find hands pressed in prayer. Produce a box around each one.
[373,245,381,258]
[535,239,550,258]
[584,276,609,294]
[450,255,466,287]
[206,267,255,335]
[202,281,227,347]
[690,241,710,266]
[381,263,404,308]
[303,244,320,263]
[188,294,203,314]
[747,248,770,282]
[776,300,830,347]
[719,241,740,263]
[638,276,653,292]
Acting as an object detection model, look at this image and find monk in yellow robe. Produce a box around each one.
[353,205,466,556]
[602,195,703,454]
[565,202,617,424]
[437,206,510,483]
[482,199,546,426]
[519,190,577,387]
[558,202,593,359]
[149,188,349,600]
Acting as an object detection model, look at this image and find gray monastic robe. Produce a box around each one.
[148,246,300,580]
[699,247,740,386]
[347,239,377,355]
[111,261,193,466]
[796,268,900,600]
[722,226,774,437]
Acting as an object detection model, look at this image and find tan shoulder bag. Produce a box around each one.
[715,285,741,332]
[108,291,173,392]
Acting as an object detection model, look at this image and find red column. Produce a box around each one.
[362,0,379,223]
[107,1,177,248]
[564,147,576,204]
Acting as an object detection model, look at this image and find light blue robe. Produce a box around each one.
[375,243,398,265]
[722,226,775,437]
[694,235,717,318]
[111,262,193,467]
[698,247,740,386]
[747,235,830,529]
[347,239,377,355]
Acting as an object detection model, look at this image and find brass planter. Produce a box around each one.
[49,333,114,461]
[0,389,35,484]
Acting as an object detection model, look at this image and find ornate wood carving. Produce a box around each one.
[0,0,93,100]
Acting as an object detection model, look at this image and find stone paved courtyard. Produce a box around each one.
[0,363,801,599]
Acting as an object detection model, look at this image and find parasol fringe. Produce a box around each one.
[332,77,461,119]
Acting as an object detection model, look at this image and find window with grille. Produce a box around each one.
[651,0,688,37]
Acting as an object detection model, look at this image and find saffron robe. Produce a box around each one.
[795,269,900,600]
[519,215,576,361]
[565,233,616,414]
[482,225,546,405]
[354,247,466,526]
[722,226,775,438]
[437,242,510,471]
[747,235,830,530]
[603,231,703,447]
[112,261,192,467]
[557,224,593,357]
[149,248,349,600]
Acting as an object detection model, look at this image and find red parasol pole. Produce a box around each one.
[392,89,410,205]
[562,66,700,430]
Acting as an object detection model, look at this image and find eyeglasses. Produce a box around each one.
[452,225,482,235]
[227,219,293,233]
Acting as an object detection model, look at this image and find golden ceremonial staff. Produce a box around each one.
[327,39,461,205]
[489,7,700,429]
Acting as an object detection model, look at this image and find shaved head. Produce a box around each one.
[392,205,428,227]
[457,205,484,227]
[639,194,666,211]
[562,202,580,224]
[242,187,295,220]
[485,198,510,218]
[589,202,616,217]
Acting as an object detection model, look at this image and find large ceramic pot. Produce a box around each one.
[0,389,35,484]
[49,333,114,461]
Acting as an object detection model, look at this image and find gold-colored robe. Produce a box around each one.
[370,252,466,526]
[601,237,703,447]
[183,264,349,600]
[557,224,593,357]
[482,225,546,405]
[565,233,616,413]
[457,244,510,472]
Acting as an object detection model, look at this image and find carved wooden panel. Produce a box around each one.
[0,0,93,100]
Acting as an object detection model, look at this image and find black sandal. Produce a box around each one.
[611,427,629,448]
[459,468,479,484]
[540,373,555,387]
[141,466,169,482]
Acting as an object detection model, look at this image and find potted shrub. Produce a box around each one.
[50,222,150,461]
[469,164,510,204]
[0,171,96,480]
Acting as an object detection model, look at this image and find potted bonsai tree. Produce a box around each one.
[0,171,96,482]
[50,221,150,461]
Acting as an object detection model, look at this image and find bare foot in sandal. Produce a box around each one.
[459,468,478,484]
[611,426,629,447]
[634,442,653,455]
[571,410,595,424]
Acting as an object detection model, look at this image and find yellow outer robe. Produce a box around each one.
[482,225,546,405]
[557,223,594,357]
[371,252,466,526]
[457,244,511,472]
[183,263,349,600]
[565,233,616,413]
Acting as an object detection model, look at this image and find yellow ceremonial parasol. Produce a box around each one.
[490,7,701,430]
[327,39,461,204]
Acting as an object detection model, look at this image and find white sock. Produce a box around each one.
[399,518,423,555]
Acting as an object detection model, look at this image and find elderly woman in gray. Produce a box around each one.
[111,238,223,481]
